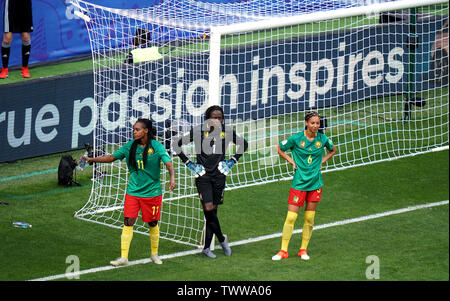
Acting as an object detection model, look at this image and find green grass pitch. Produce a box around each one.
[0,149,448,281]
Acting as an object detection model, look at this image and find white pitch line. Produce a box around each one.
[30,200,448,281]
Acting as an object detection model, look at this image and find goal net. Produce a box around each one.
[70,0,449,247]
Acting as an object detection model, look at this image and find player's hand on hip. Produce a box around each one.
[290,160,296,170]
[186,160,206,178]
[218,157,237,176]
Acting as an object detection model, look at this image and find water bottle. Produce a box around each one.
[13,222,32,228]
[78,152,88,170]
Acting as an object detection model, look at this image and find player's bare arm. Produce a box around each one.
[165,161,176,191]
[321,146,337,169]
[83,154,116,164]
[276,145,296,170]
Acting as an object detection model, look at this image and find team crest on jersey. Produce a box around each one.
[148,148,154,155]
[300,141,305,148]
[204,131,225,139]
[315,141,322,148]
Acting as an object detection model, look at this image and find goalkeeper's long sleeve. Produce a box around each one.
[172,128,194,164]
[230,129,248,162]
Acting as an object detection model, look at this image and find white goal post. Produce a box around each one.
[69,0,448,247]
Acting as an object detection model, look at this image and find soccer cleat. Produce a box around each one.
[0,67,8,79]
[21,67,30,78]
[202,248,217,259]
[298,249,310,260]
[150,254,163,265]
[220,234,232,256]
[110,257,129,266]
[272,250,288,261]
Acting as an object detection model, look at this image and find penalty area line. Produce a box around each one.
[30,200,448,281]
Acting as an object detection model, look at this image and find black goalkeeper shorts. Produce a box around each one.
[3,0,33,33]
[195,173,226,205]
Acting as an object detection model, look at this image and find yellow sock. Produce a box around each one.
[149,224,160,255]
[300,211,316,250]
[281,211,298,252]
[121,225,134,259]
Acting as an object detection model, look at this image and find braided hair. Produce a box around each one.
[129,118,155,171]
[304,111,321,132]
[304,111,320,122]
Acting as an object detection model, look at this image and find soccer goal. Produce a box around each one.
[70,0,449,247]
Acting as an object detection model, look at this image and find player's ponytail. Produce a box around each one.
[129,140,139,171]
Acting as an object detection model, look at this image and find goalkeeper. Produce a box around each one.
[272,111,336,261]
[81,118,175,266]
[173,105,248,258]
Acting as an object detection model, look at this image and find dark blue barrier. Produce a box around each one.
[0,71,94,162]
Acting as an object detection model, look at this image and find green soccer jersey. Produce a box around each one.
[113,139,172,197]
[279,131,334,191]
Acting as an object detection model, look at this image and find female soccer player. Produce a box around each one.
[173,105,248,258]
[272,111,337,261]
[82,118,175,266]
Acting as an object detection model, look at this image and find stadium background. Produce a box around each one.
[0,0,234,67]
[0,0,447,162]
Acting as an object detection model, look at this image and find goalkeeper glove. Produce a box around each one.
[218,157,237,176]
[186,160,206,178]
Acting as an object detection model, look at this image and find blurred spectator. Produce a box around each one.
[124,28,163,64]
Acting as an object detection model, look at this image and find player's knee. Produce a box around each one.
[203,208,216,222]
[148,221,158,227]
[202,201,215,212]
[285,211,298,225]
[124,217,136,226]
[3,33,12,44]
[304,211,315,225]
[21,32,30,42]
